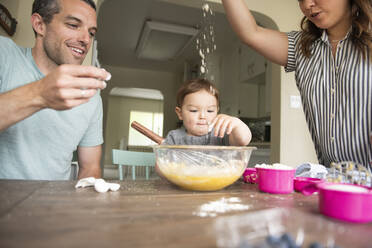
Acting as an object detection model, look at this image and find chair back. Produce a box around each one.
[70,161,79,180]
[112,149,156,180]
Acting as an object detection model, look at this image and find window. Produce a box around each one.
[128,111,163,146]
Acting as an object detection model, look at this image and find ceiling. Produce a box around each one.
[96,0,239,72]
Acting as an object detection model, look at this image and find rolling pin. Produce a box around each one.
[131,121,164,145]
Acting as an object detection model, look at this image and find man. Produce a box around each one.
[0,0,111,180]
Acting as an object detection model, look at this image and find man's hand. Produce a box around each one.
[0,64,111,132]
[36,64,111,110]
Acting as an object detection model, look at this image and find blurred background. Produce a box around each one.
[0,0,319,179]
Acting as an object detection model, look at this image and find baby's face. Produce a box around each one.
[176,90,218,136]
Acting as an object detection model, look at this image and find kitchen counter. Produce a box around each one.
[248,145,271,166]
[0,179,370,247]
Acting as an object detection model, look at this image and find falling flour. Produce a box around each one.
[193,197,250,217]
[196,2,217,76]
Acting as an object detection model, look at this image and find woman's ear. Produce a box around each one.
[175,107,183,120]
[31,13,46,37]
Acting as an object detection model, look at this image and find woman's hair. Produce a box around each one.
[176,78,220,108]
[299,0,372,60]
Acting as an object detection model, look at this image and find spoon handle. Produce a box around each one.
[131,121,164,145]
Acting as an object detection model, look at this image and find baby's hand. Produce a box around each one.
[210,114,241,138]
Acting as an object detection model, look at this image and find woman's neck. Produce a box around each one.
[326,13,352,42]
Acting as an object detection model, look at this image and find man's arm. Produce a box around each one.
[0,81,44,132]
[0,65,110,132]
[77,145,102,179]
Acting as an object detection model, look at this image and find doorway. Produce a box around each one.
[103,87,164,179]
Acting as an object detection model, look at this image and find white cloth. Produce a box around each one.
[75,177,120,193]
[295,163,328,179]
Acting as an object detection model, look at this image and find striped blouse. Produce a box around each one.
[286,31,371,169]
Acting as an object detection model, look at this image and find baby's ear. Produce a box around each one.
[175,107,183,120]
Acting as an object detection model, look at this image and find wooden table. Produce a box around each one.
[0,179,371,248]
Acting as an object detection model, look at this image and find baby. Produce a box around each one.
[164,78,251,146]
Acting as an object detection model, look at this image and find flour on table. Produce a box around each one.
[193,197,250,217]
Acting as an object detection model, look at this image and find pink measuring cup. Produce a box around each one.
[301,181,372,223]
[256,167,296,194]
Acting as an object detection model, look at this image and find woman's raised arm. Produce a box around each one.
[222,0,289,66]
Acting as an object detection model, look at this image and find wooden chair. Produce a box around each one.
[112,149,156,180]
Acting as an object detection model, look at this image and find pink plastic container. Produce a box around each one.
[243,168,257,184]
[317,183,372,223]
[256,168,296,194]
[294,177,323,192]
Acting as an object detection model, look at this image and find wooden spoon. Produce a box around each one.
[131,121,164,145]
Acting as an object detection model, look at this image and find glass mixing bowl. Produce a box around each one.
[152,145,256,191]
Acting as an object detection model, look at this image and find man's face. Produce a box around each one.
[42,0,97,66]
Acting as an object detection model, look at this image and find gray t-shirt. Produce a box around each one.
[0,36,103,180]
[164,126,229,145]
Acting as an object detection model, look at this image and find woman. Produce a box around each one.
[221,0,371,168]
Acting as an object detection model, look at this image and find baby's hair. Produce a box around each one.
[176,78,219,107]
